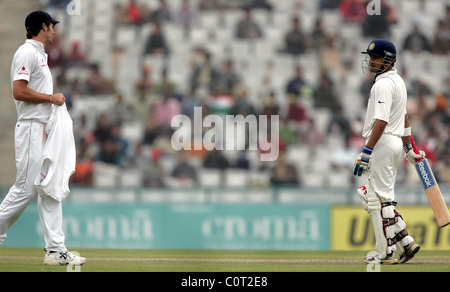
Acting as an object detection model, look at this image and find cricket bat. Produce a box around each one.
[411,136,450,228]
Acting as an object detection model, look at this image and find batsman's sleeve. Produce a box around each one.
[372,78,394,123]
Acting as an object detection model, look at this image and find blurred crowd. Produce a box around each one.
[43,0,450,188]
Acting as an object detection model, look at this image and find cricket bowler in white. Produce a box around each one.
[354,39,424,264]
[0,11,85,266]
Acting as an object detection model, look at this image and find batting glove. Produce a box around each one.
[353,145,373,176]
[403,141,426,165]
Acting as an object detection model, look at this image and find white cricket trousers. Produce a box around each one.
[0,120,66,252]
[367,133,414,250]
[367,133,403,202]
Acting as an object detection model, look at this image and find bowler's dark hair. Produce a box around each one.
[26,21,51,39]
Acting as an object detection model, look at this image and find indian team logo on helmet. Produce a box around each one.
[369,42,376,51]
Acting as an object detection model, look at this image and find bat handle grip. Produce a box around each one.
[410,135,424,162]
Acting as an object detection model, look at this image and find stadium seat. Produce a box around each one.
[224,169,249,187]
[198,169,223,187]
[120,122,143,144]
[301,172,325,187]
[119,169,143,187]
[93,162,120,187]
[327,172,351,187]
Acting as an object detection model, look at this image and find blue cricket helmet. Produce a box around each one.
[361,39,397,60]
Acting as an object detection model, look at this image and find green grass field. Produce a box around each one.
[0,248,449,272]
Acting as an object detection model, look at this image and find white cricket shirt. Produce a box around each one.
[362,68,407,139]
[11,39,53,123]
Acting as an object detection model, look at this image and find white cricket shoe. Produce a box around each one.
[43,250,86,266]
